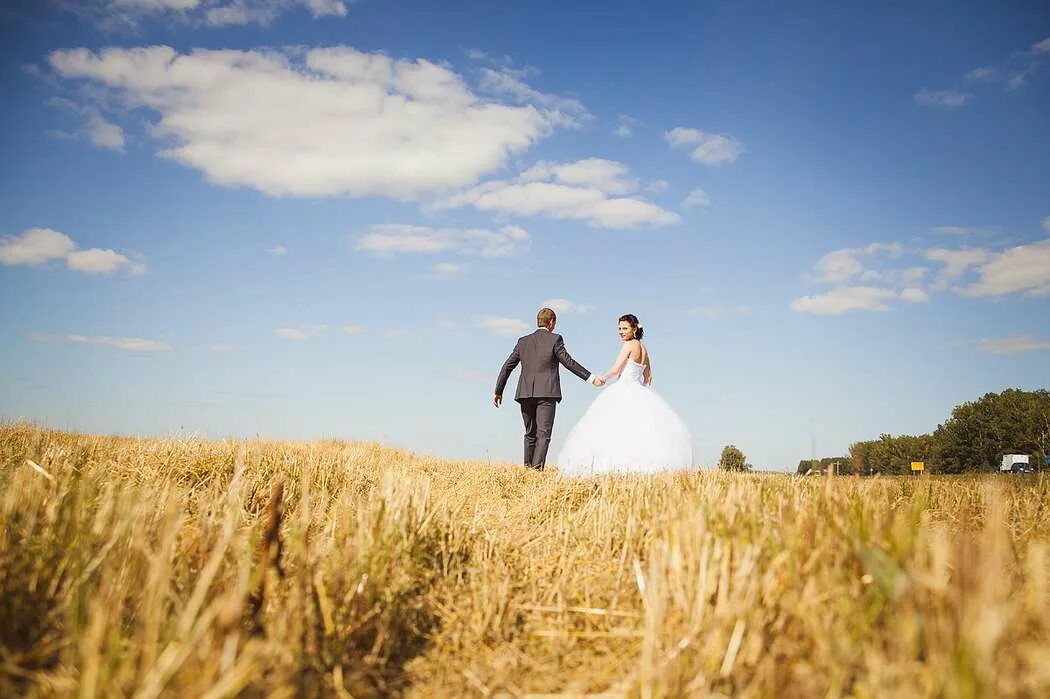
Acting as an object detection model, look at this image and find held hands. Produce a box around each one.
[591,376,606,388]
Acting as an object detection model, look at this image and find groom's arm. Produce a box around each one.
[494,343,521,399]
[553,336,594,382]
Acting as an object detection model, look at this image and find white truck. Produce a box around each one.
[1000,454,1031,473]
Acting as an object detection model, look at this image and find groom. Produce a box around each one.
[493,307,604,470]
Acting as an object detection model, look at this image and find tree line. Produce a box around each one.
[796,388,1050,475]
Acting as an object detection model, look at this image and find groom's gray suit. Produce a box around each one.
[495,328,594,470]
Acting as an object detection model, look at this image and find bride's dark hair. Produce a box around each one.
[618,314,644,340]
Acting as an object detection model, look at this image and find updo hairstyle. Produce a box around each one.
[618,314,644,340]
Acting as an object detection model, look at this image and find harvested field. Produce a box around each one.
[2,422,1048,697]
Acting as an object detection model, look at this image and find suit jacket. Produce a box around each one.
[495,329,592,403]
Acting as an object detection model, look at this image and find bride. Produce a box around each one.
[556,314,694,476]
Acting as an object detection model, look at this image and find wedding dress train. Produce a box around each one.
[556,358,693,476]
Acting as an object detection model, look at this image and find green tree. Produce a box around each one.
[719,445,751,472]
[844,389,1049,475]
[797,457,851,475]
[849,434,937,475]
[934,389,1050,473]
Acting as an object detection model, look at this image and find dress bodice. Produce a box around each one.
[621,358,646,385]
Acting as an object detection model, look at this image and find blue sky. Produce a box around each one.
[1,0,1048,470]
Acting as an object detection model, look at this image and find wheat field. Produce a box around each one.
[1,422,1049,698]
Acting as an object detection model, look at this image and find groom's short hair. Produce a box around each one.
[537,308,557,327]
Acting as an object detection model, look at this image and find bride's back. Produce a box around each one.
[620,339,650,386]
[627,339,649,366]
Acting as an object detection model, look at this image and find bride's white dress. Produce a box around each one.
[556,357,693,476]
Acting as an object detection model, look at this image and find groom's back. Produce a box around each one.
[515,330,562,400]
[496,324,591,403]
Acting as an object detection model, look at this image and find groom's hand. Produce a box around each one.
[592,376,606,387]
[493,394,503,408]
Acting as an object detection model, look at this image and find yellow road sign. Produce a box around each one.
[911,461,924,472]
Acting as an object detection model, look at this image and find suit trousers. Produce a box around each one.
[519,398,557,470]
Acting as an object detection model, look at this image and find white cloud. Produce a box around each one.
[520,158,639,195]
[791,286,899,315]
[914,89,974,108]
[476,316,530,337]
[304,0,347,17]
[1007,74,1028,91]
[436,160,680,229]
[913,36,1049,100]
[276,324,328,340]
[808,249,863,284]
[77,0,348,29]
[901,266,929,283]
[805,242,903,285]
[899,287,930,303]
[266,244,288,256]
[341,324,364,334]
[615,114,639,138]
[356,224,529,257]
[46,99,125,151]
[955,239,1050,298]
[205,0,347,27]
[433,262,464,275]
[542,298,594,315]
[112,0,202,9]
[440,181,680,229]
[863,242,903,255]
[66,248,145,274]
[665,127,744,166]
[646,179,669,193]
[859,266,926,285]
[964,67,999,83]
[925,247,992,289]
[49,46,566,200]
[477,66,589,126]
[203,1,276,25]
[86,113,125,151]
[682,187,711,208]
[68,334,169,351]
[976,336,1050,354]
[0,228,76,265]
[798,240,967,312]
[0,227,143,275]
[919,219,1050,297]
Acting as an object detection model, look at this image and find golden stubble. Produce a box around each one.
[1,421,1048,698]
